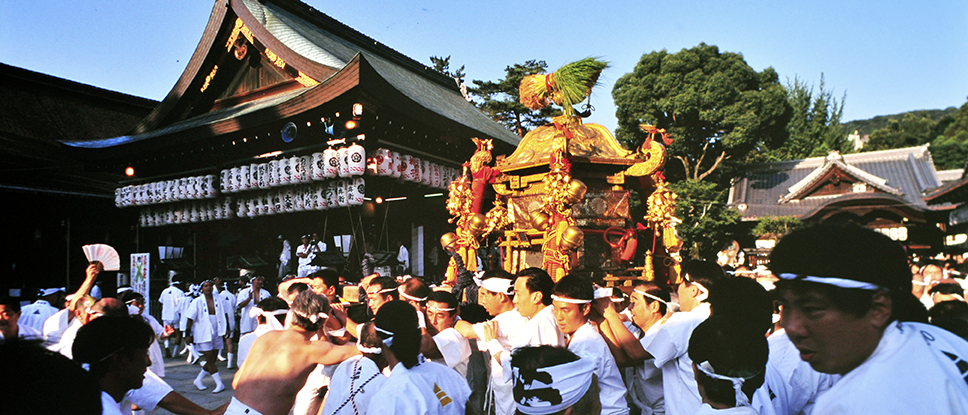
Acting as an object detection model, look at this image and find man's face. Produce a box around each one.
[553,300,589,336]
[426,300,456,333]
[252,277,264,290]
[310,278,332,297]
[201,281,213,295]
[366,285,391,314]
[922,265,944,284]
[0,305,19,336]
[628,291,660,330]
[478,289,508,317]
[512,277,540,318]
[213,278,223,288]
[777,287,884,375]
[118,347,151,391]
[312,233,319,242]
[677,281,702,312]
[302,237,310,246]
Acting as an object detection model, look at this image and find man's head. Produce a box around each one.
[119,291,146,316]
[255,297,289,325]
[708,277,774,336]
[510,345,601,415]
[200,279,214,296]
[85,298,127,324]
[310,268,340,300]
[477,269,516,317]
[366,276,399,314]
[928,300,968,340]
[551,274,593,336]
[677,260,728,312]
[426,291,459,334]
[301,234,311,245]
[688,316,767,408]
[286,283,309,304]
[398,278,431,311]
[514,268,554,319]
[771,223,925,375]
[251,275,265,291]
[0,340,101,415]
[72,316,154,391]
[921,262,945,286]
[928,282,965,305]
[0,297,21,338]
[374,301,421,369]
[628,281,669,331]
[356,322,388,368]
[312,232,320,242]
[40,288,66,308]
[290,290,330,332]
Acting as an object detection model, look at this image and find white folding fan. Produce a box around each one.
[82,244,120,271]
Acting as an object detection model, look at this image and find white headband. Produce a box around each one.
[292,309,328,324]
[593,286,612,300]
[777,273,884,291]
[398,286,428,302]
[368,287,397,295]
[476,277,514,296]
[374,326,395,347]
[551,295,592,304]
[512,357,595,414]
[695,361,759,407]
[355,323,383,354]
[250,307,288,331]
[633,289,669,308]
[427,305,456,312]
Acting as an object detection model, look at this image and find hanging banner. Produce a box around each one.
[130,253,151,315]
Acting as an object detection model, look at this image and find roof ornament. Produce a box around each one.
[825,150,844,163]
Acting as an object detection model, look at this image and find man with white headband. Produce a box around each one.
[159,279,185,357]
[236,275,271,339]
[622,281,672,415]
[364,276,399,316]
[422,290,472,376]
[511,268,566,348]
[551,274,628,415]
[454,269,527,415]
[184,280,231,393]
[643,260,727,415]
[687,316,767,415]
[771,223,968,414]
[237,297,288,366]
[230,290,360,415]
[510,345,601,415]
[366,301,470,415]
[321,322,388,415]
[19,287,64,332]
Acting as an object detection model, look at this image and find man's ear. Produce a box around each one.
[867,291,893,328]
[532,291,543,305]
[581,303,592,317]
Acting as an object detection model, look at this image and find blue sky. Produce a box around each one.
[2,0,966,133]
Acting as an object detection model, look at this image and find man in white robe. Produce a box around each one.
[237,297,288,367]
[0,298,43,340]
[366,301,470,415]
[236,275,271,336]
[321,323,388,415]
[19,287,63,332]
[422,291,472,377]
[771,223,968,414]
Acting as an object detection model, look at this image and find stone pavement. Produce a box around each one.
[150,350,237,415]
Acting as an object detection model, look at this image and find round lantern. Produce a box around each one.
[347,143,366,176]
[323,148,339,178]
[559,226,585,251]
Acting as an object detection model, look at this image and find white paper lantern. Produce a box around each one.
[336,180,349,207]
[299,155,312,183]
[220,170,229,193]
[420,160,432,185]
[323,148,339,178]
[400,155,414,182]
[269,191,281,214]
[391,152,402,178]
[314,183,327,210]
[115,188,122,207]
[283,189,295,213]
[346,143,366,177]
[311,152,325,180]
[337,147,350,178]
[374,148,392,176]
[267,160,279,187]
[348,177,365,206]
[293,187,306,211]
[326,181,339,208]
[254,164,267,190]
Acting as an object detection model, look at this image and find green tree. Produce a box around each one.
[778,75,847,159]
[751,216,802,240]
[430,55,466,83]
[669,179,741,260]
[939,101,968,144]
[469,60,560,137]
[863,111,938,151]
[612,43,793,182]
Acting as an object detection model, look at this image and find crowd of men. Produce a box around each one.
[2,223,968,415]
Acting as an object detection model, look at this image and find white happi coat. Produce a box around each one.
[158,286,184,322]
[810,321,968,414]
[366,360,470,415]
[18,300,58,332]
[629,321,666,415]
[322,355,387,415]
[568,322,630,415]
[752,330,837,415]
[644,302,710,415]
[185,295,228,343]
[473,309,528,415]
[43,308,73,345]
[236,287,271,334]
[433,326,472,377]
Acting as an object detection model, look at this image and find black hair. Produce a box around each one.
[681,260,729,289]
[401,278,431,304]
[369,277,400,301]
[929,283,964,296]
[928,300,968,340]
[256,297,289,324]
[72,316,154,379]
[427,291,459,316]
[310,268,340,290]
[0,339,101,415]
[357,322,384,351]
[517,267,555,306]
[290,290,330,332]
[0,296,21,314]
[632,281,670,315]
[708,277,774,335]
[118,290,144,304]
[551,274,593,309]
[374,301,421,368]
[510,346,600,415]
[771,223,926,323]
[288,282,310,296]
[688,316,767,407]
[458,302,491,324]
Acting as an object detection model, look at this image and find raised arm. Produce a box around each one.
[69,262,102,311]
[600,305,653,366]
[314,341,361,366]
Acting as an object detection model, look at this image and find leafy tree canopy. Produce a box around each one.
[771,75,848,160]
[669,179,741,260]
[468,60,560,137]
[430,55,466,83]
[751,216,802,239]
[613,43,793,182]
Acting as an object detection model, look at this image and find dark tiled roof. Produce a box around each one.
[729,145,941,220]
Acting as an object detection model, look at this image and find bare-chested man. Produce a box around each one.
[229,290,360,415]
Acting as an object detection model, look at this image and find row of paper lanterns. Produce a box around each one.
[138,178,366,227]
[221,143,368,193]
[116,175,217,208]
[367,148,461,190]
